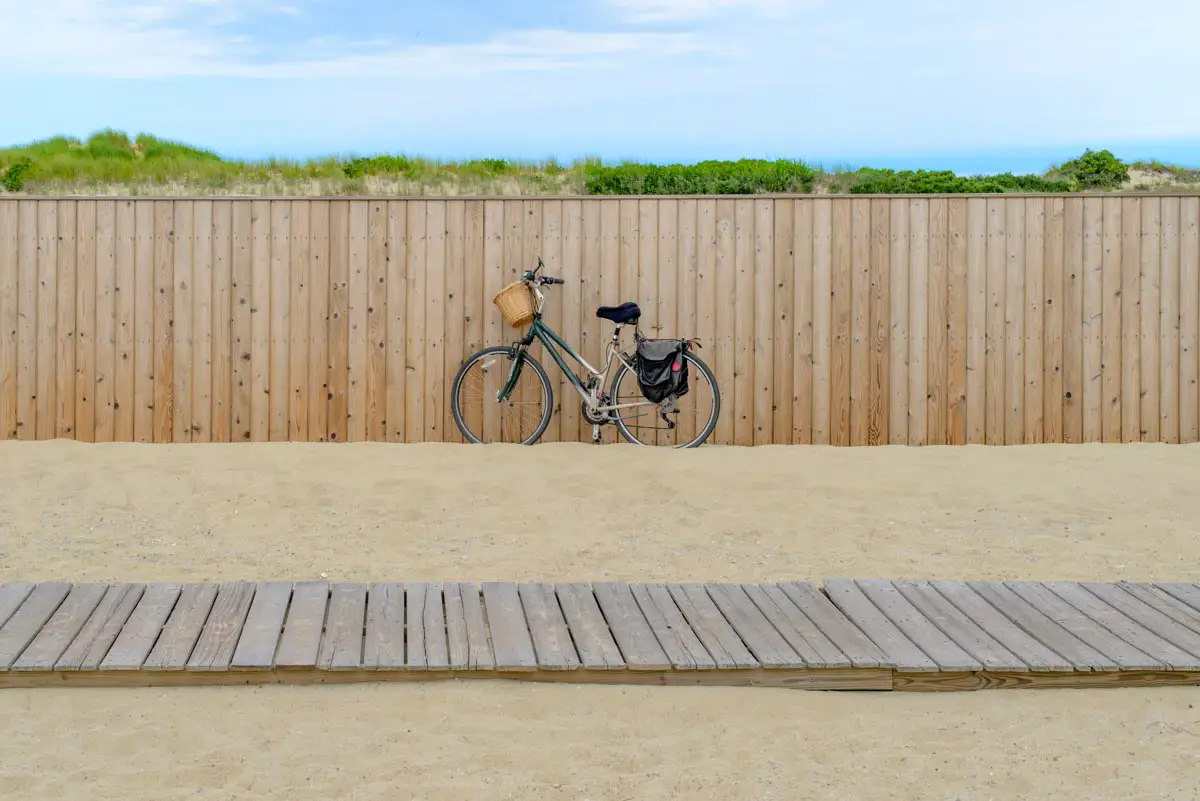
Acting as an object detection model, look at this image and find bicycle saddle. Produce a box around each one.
[596,302,641,324]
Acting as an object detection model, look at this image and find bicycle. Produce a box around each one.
[450,258,721,447]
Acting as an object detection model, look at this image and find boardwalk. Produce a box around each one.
[1,579,1199,691]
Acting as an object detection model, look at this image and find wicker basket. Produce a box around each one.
[493,280,536,328]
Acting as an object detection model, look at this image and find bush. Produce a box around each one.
[584,158,816,195]
[846,168,1069,194]
[1050,149,1129,190]
[1,158,32,192]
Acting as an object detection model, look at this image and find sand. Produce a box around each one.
[1,439,1199,800]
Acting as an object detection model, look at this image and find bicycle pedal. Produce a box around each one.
[592,424,601,443]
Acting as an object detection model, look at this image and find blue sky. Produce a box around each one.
[4,0,1200,173]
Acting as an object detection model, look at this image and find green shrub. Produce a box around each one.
[1,158,32,192]
[584,158,816,195]
[846,168,1069,194]
[1050,149,1129,190]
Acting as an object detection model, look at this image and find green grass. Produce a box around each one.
[2,129,1199,196]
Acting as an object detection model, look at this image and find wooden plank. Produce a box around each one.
[55,583,145,671]
[268,200,291,440]
[168,200,191,443]
[11,584,106,671]
[1159,197,1180,443]
[1024,197,1045,443]
[133,201,155,441]
[327,201,350,441]
[186,581,256,671]
[668,583,757,669]
[1118,583,1200,636]
[868,198,890,445]
[1079,582,1200,661]
[274,581,329,669]
[1043,197,1064,443]
[1004,197,1026,445]
[0,202,17,439]
[888,198,909,445]
[1005,581,1161,670]
[405,200,427,442]
[463,201,485,439]
[362,582,404,670]
[443,201,467,442]
[210,201,233,442]
[539,199,562,442]
[73,201,98,442]
[230,201,252,442]
[855,578,981,671]
[1140,196,1161,441]
[519,583,580,670]
[481,200,506,442]
[947,198,969,444]
[753,199,774,445]
[423,583,450,669]
[629,583,715,670]
[892,580,1027,671]
[926,198,948,444]
[733,199,755,445]
[15,201,36,439]
[555,584,624,670]
[404,581,429,669]
[55,200,76,438]
[481,582,537,671]
[592,582,671,671]
[189,200,212,442]
[1062,197,1084,443]
[249,200,271,441]
[443,582,470,670]
[967,580,1114,671]
[346,200,368,441]
[772,198,795,443]
[829,198,852,446]
[1156,583,1200,615]
[792,199,814,444]
[674,198,698,444]
[964,198,987,443]
[1082,197,1105,441]
[776,581,891,667]
[0,582,71,669]
[1121,197,1141,441]
[931,581,1074,672]
[93,201,117,441]
[288,201,311,442]
[704,583,801,668]
[908,199,929,444]
[742,584,849,668]
[821,578,936,671]
[984,198,1006,444]
[712,199,735,444]
[1101,197,1123,441]
[0,584,35,630]
[457,583,495,670]
[143,583,218,670]
[316,583,367,671]
[229,582,291,670]
[811,200,832,444]
[100,583,182,670]
[595,199,621,444]
[309,200,331,441]
[1181,198,1200,442]
[34,201,57,440]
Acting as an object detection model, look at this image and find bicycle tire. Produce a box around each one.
[451,345,554,445]
[608,350,721,448]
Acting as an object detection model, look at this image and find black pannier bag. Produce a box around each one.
[634,338,690,403]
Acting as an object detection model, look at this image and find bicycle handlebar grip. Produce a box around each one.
[546,276,566,285]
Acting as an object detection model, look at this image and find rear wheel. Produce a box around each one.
[608,350,720,447]
[451,345,554,444]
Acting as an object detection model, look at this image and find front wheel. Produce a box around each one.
[608,350,721,448]
[451,345,554,444]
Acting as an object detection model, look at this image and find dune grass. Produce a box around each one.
[2,129,1198,197]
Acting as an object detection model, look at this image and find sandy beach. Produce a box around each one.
[1,440,1199,800]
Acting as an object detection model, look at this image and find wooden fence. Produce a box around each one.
[1,195,1199,446]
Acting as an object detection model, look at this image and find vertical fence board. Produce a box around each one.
[1140,197,1161,441]
[965,198,987,444]
[1043,197,1065,443]
[1004,198,1026,446]
[405,200,427,442]
[1023,197,1045,443]
[888,198,909,444]
[211,201,232,442]
[17,201,38,439]
[1160,197,1180,443]
[55,201,76,439]
[384,200,406,443]
[168,200,191,443]
[753,199,774,446]
[76,202,97,442]
[1120,197,1141,442]
[733,199,754,445]
[908,199,929,446]
[444,200,467,443]
[946,198,968,445]
[849,198,870,446]
[1062,198,1085,444]
[249,200,271,442]
[1181,197,1200,443]
[830,198,852,447]
[714,199,735,445]
[868,198,890,446]
[327,201,350,442]
[676,198,698,445]
[230,201,252,442]
[34,201,57,440]
[792,200,814,444]
[346,200,369,442]
[926,198,948,445]
[811,199,832,445]
[190,200,212,443]
[288,201,311,442]
[95,200,117,443]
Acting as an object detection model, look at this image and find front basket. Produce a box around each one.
[493,281,536,328]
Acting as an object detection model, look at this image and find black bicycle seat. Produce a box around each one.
[596,302,641,324]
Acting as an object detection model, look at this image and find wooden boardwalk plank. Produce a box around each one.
[1117,583,1200,636]
[317,583,366,671]
[705,583,803,668]
[519,583,580,671]
[967,581,1113,671]
[363,582,404,670]
[592,582,671,671]
[1156,583,1200,615]
[404,582,429,669]
[1005,582,1162,670]
[443,582,471,670]
[422,583,450,670]
[667,583,757,669]
[457,583,495,670]
[100,583,182,670]
[744,584,850,668]
[1079,582,1200,662]
[630,583,714,670]
[230,582,291,670]
[776,582,891,668]
[187,581,256,671]
[56,584,145,671]
[0,583,72,670]
[480,582,537,671]
[12,584,107,671]
[855,579,981,671]
[822,579,937,671]
[931,581,1076,672]
[0,584,35,630]
[274,581,328,669]
[144,583,219,670]
[556,584,624,670]
[893,580,1028,671]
